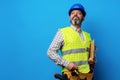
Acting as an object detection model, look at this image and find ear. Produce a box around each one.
[82,17,85,21]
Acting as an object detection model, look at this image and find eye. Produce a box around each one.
[77,12,82,15]
[71,12,75,15]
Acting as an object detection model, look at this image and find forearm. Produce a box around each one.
[47,30,69,67]
[47,48,69,67]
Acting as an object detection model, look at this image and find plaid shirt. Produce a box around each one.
[47,25,84,67]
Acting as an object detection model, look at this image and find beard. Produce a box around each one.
[70,16,83,26]
[71,20,81,25]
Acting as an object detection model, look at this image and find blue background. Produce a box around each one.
[0,0,120,80]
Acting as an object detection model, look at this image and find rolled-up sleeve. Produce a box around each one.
[47,30,69,67]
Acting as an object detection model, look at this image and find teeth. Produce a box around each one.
[74,16,77,18]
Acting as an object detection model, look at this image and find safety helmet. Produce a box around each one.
[69,3,86,17]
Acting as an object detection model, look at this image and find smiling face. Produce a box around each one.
[70,10,84,26]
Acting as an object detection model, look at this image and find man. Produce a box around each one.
[47,3,94,80]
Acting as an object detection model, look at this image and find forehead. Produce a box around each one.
[71,10,82,13]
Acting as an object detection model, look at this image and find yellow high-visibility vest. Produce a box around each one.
[60,27,91,73]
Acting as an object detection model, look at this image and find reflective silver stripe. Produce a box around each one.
[62,48,87,55]
[73,61,88,66]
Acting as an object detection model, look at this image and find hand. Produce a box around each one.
[88,57,94,64]
[66,62,78,70]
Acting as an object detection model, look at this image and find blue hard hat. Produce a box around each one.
[69,3,86,16]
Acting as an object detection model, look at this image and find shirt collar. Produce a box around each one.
[70,25,82,33]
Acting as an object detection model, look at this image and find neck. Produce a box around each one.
[71,24,81,32]
[74,24,81,30]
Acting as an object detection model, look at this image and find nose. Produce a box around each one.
[73,14,78,19]
[74,12,77,16]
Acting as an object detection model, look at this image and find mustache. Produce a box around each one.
[72,15,79,19]
[73,15,78,18]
